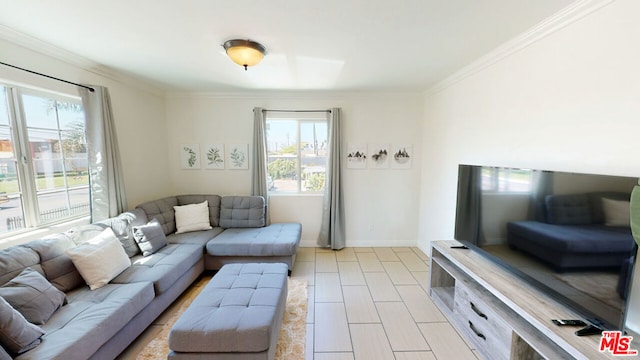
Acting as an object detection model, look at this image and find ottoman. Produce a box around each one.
[168,263,288,360]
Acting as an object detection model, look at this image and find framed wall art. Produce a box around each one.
[203,143,225,169]
[391,143,412,169]
[180,143,200,169]
[347,143,367,169]
[227,143,249,170]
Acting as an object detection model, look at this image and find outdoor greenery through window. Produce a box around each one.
[266,118,327,193]
[0,84,89,236]
[481,167,532,193]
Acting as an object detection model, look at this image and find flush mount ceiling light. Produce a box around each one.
[223,39,266,70]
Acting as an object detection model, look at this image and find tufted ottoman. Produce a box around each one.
[167,263,288,360]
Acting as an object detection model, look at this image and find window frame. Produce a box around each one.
[481,166,533,194]
[266,115,328,195]
[0,83,89,237]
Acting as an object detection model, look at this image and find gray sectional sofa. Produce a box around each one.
[0,195,301,360]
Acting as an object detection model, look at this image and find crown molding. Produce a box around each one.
[0,25,166,97]
[425,0,615,97]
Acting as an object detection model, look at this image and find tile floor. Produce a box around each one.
[119,247,480,360]
[294,247,479,360]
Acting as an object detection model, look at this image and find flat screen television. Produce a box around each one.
[454,164,638,331]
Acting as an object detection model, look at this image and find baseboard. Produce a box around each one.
[300,239,418,248]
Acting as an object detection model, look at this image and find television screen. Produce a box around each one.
[454,164,638,330]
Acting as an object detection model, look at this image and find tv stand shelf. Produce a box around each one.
[429,240,620,360]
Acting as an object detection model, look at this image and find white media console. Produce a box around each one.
[429,240,634,359]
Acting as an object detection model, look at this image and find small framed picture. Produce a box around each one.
[203,144,225,169]
[180,144,200,169]
[227,144,249,170]
[347,143,367,169]
[368,143,390,169]
[391,144,412,169]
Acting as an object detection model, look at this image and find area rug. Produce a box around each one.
[136,277,308,360]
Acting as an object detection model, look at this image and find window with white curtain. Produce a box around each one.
[266,115,328,193]
[0,84,89,235]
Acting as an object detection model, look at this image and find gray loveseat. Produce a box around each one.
[0,195,301,360]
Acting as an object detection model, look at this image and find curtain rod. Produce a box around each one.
[260,109,331,113]
[0,61,95,92]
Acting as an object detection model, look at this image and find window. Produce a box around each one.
[481,167,532,193]
[266,117,327,193]
[0,84,89,235]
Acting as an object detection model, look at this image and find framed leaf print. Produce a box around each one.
[203,144,225,169]
[180,143,200,169]
[227,144,249,170]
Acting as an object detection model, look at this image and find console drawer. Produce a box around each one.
[454,281,512,360]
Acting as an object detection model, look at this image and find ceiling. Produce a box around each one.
[0,0,575,92]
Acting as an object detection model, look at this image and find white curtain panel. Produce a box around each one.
[318,108,345,249]
[252,107,270,225]
[79,86,127,221]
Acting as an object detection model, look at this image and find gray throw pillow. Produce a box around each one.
[133,218,168,256]
[0,296,44,355]
[0,268,66,325]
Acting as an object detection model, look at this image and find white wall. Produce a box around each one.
[165,92,423,246]
[0,38,171,211]
[418,0,640,331]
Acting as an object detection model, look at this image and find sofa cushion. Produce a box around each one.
[174,201,212,234]
[0,296,44,355]
[95,208,149,257]
[66,228,131,290]
[545,194,592,225]
[219,196,266,228]
[25,282,154,360]
[602,198,631,227]
[588,191,630,224]
[113,243,202,295]
[24,236,84,292]
[207,223,301,257]
[0,246,41,287]
[177,195,222,227]
[136,196,179,235]
[0,268,66,325]
[167,227,224,246]
[133,218,168,256]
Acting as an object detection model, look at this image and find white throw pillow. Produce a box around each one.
[174,200,212,234]
[602,198,631,227]
[65,228,131,290]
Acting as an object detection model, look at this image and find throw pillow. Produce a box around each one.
[0,296,44,355]
[174,200,212,234]
[132,218,168,256]
[65,228,131,290]
[602,198,631,226]
[0,268,66,325]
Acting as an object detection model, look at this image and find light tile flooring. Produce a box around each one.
[293,247,479,360]
[120,247,480,360]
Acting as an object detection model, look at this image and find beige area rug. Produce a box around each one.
[136,277,308,360]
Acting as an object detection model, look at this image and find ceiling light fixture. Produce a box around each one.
[222,39,266,71]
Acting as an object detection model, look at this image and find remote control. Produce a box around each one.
[552,319,587,326]
[575,325,603,336]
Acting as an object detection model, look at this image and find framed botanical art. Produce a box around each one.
[180,144,200,169]
[227,144,249,170]
[203,144,225,169]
